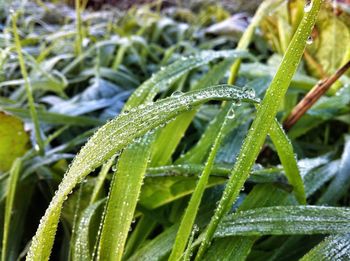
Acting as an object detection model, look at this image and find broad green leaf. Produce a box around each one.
[300,234,350,260]
[26,85,256,260]
[215,206,350,237]
[195,2,322,258]
[0,112,29,172]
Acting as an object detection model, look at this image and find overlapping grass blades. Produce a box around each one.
[195,0,322,258]
[26,84,257,260]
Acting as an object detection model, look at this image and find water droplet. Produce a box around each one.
[227,109,235,119]
[306,35,313,45]
[171,90,183,97]
[34,144,40,152]
[112,165,117,172]
[304,0,312,12]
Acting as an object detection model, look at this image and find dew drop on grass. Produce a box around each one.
[171,90,183,97]
[306,35,313,45]
[227,109,235,119]
[304,0,312,12]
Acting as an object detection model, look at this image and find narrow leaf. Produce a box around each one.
[215,206,350,237]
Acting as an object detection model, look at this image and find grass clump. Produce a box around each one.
[0,0,350,260]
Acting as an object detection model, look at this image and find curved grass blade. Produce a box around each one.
[300,234,350,260]
[168,104,231,261]
[97,137,152,261]
[73,199,105,261]
[269,120,306,204]
[26,85,256,260]
[203,184,290,261]
[124,50,251,109]
[1,158,22,261]
[150,59,233,166]
[215,206,350,237]
[195,1,322,258]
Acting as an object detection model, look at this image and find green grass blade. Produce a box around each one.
[168,104,231,261]
[203,184,290,261]
[128,225,178,261]
[300,234,350,260]
[123,215,157,259]
[73,199,105,261]
[89,156,115,204]
[97,138,152,261]
[1,158,22,261]
[26,85,256,260]
[269,120,306,204]
[195,1,322,258]
[228,0,285,84]
[12,12,44,154]
[215,206,350,237]
[124,50,251,109]
[317,135,350,205]
[150,59,233,166]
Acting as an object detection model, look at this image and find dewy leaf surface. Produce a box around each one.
[300,233,350,260]
[215,206,350,237]
[26,85,256,260]
[195,1,322,258]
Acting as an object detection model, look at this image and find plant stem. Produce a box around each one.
[12,12,44,154]
[195,1,322,259]
[283,59,350,130]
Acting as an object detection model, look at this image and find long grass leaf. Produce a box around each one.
[1,158,22,261]
[97,137,152,261]
[317,135,350,205]
[300,234,350,260]
[215,206,350,237]
[195,1,322,258]
[26,85,256,260]
[12,12,44,154]
[125,50,251,109]
[269,120,306,204]
[168,104,231,261]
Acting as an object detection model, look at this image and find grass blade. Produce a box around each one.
[12,12,44,154]
[26,85,256,260]
[269,120,306,204]
[195,1,322,258]
[97,137,152,261]
[1,158,22,261]
[215,206,350,237]
[168,104,231,261]
[300,234,350,260]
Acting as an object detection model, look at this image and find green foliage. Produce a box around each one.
[0,0,349,260]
